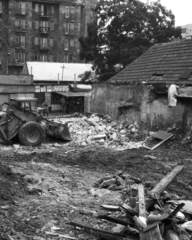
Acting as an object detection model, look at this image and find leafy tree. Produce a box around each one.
[79,0,181,81]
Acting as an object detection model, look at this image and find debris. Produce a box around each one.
[149,165,184,199]
[101,205,120,211]
[143,130,173,150]
[143,155,157,160]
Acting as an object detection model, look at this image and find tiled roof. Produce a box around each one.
[108,39,192,85]
[26,62,93,82]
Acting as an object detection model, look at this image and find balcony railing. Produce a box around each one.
[39,27,50,34]
[15,27,26,33]
[40,45,49,50]
[40,12,49,18]
[15,8,26,15]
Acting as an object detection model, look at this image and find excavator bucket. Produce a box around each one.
[46,122,72,141]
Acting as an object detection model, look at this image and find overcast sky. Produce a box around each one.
[140,0,192,26]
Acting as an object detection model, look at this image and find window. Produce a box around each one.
[64,54,68,63]
[35,3,39,13]
[0,2,2,13]
[16,1,26,14]
[35,21,39,29]
[70,22,74,34]
[15,19,20,27]
[65,6,69,18]
[20,35,25,47]
[34,37,39,45]
[49,54,53,62]
[69,53,75,62]
[70,39,74,48]
[50,6,54,14]
[181,28,186,34]
[40,5,44,16]
[40,54,48,62]
[64,22,69,34]
[40,38,48,48]
[34,55,38,61]
[70,6,75,18]
[77,23,81,32]
[49,38,54,47]
[0,52,2,63]
[40,21,49,32]
[50,21,54,31]
[20,19,25,29]
[64,39,69,50]
[15,18,25,29]
[15,35,25,47]
[15,50,25,62]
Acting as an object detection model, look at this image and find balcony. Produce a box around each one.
[40,12,49,19]
[39,27,50,34]
[40,45,49,50]
[15,44,26,50]
[15,27,26,33]
[15,8,26,16]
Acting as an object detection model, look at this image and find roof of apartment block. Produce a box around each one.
[26,62,92,82]
[108,39,192,85]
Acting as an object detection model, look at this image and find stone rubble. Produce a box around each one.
[56,113,145,149]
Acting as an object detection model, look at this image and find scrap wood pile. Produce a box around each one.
[67,165,192,240]
[63,114,145,149]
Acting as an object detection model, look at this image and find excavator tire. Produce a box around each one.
[19,122,44,146]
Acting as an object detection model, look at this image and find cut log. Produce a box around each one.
[149,165,184,199]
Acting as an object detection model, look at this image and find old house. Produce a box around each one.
[90,39,192,129]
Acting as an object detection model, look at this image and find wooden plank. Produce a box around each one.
[143,134,173,151]
[150,165,184,199]
[138,184,146,218]
[66,222,126,237]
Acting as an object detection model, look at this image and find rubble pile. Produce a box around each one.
[67,165,192,240]
[66,114,145,149]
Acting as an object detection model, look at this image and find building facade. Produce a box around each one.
[0,0,97,75]
[180,24,192,39]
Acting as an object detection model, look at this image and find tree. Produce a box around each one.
[79,0,181,81]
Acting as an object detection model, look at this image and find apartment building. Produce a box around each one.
[0,0,97,75]
[180,24,192,39]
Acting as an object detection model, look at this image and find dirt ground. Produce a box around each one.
[1,139,192,240]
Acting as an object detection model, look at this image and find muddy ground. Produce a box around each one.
[0,139,192,240]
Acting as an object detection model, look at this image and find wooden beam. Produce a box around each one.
[150,165,184,199]
[138,184,146,218]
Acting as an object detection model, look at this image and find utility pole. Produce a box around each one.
[61,65,65,81]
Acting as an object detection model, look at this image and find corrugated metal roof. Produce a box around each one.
[26,62,93,82]
[108,39,192,85]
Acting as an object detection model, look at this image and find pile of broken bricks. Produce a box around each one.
[67,165,192,240]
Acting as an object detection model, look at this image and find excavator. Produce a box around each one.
[0,97,71,146]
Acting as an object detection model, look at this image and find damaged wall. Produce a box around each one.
[90,83,186,128]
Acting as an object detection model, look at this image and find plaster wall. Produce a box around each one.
[90,84,185,128]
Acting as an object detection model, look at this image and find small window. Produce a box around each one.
[65,22,69,34]
[70,22,74,34]
[64,54,68,63]
[181,28,186,34]
[64,39,69,50]
[50,6,54,14]
[49,38,54,47]
[50,21,54,31]
[35,3,39,13]
[70,38,74,48]
[0,2,2,13]
[20,19,25,29]
[49,54,53,62]
[179,69,192,79]
[65,6,69,18]
[15,19,20,27]
[77,23,80,32]
[34,37,39,45]
[0,52,2,63]
[20,35,25,47]
[34,55,38,61]
[35,21,39,29]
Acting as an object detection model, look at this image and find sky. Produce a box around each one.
[140,0,192,26]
